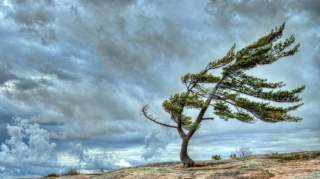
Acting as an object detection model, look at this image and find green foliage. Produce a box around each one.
[211,154,222,160]
[44,173,60,177]
[209,44,236,69]
[269,152,279,155]
[182,73,221,85]
[230,153,237,159]
[159,23,304,133]
[221,74,305,103]
[162,92,206,130]
[213,101,234,121]
[266,152,317,160]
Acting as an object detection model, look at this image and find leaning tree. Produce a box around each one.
[141,23,305,168]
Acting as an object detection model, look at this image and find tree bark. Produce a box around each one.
[180,137,195,168]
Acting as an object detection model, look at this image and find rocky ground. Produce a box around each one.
[41,150,320,179]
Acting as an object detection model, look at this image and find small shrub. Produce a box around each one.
[266,152,317,160]
[236,146,253,160]
[44,173,60,177]
[267,151,280,159]
[61,167,80,176]
[289,153,317,160]
[211,154,221,160]
[230,153,237,159]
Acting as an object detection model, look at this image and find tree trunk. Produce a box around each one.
[180,137,195,168]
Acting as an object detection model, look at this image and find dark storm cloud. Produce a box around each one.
[38,66,79,81]
[0,107,12,123]
[59,0,211,88]
[0,64,52,90]
[96,18,191,79]
[78,0,136,8]
[37,78,54,87]
[207,0,290,19]
[301,0,320,20]
[205,0,320,46]
[205,0,320,45]
[0,0,319,177]
[4,0,57,46]
[14,78,40,90]
[9,0,56,24]
[206,0,320,23]
[12,5,55,26]
[64,132,145,151]
[0,67,18,86]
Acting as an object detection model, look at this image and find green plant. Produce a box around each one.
[211,154,222,160]
[61,167,80,176]
[230,153,237,159]
[266,152,317,160]
[44,173,60,177]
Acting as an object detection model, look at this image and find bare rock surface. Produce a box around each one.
[42,150,320,179]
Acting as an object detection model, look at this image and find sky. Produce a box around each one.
[0,0,319,178]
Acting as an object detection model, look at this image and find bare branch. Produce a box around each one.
[141,105,177,129]
[202,118,214,120]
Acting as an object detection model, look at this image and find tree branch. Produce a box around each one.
[202,118,214,120]
[177,116,187,139]
[141,105,177,129]
[212,97,260,119]
[187,68,210,91]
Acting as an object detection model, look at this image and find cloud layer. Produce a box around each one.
[0,0,319,178]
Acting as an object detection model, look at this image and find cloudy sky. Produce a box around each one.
[0,0,319,178]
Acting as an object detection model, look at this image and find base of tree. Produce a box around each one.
[182,158,195,168]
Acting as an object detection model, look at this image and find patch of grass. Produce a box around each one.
[266,152,317,160]
[187,167,211,171]
[269,152,279,155]
[264,169,276,177]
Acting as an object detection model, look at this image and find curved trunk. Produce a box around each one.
[180,137,195,168]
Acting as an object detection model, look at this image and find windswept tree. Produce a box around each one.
[141,23,305,168]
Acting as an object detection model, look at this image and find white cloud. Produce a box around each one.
[141,128,176,161]
[116,159,131,168]
[0,117,58,177]
[68,142,132,171]
[0,117,56,163]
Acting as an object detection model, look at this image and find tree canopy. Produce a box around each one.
[142,23,305,131]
